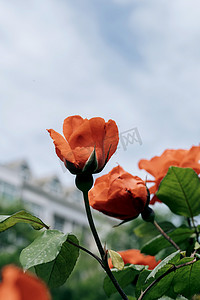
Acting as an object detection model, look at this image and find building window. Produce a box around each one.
[47,178,62,194]
[20,164,30,181]
[0,181,17,201]
[24,202,43,219]
[54,215,65,232]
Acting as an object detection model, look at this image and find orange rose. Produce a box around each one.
[89,165,148,220]
[108,249,160,270]
[138,146,200,204]
[47,115,119,174]
[0,265,51,300]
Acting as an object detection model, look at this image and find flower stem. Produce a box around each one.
[83,191,105,259]
[82,191,128,300]
[187,216,199,243]
[191,216,199,243]
[66,238,104,268]
[153,220,180,251]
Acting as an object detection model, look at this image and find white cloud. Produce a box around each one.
[0,0,199,181]
[127,1,200,140]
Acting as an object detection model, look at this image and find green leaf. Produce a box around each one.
[156,167,200,217]
[137,253,199,300]
[141,226,195,256]
[108,250,124,270]
[136,252,181,300]
[134,221,175,238]
[0,210,49,232]
[148,273,175,300]
[158,296,188,300]
[20,230,67,270]
[173,258,200,298]
[194,241,200,250]
[158,297,174,300]
[35,234,79,288]
[146,251,181,281]
[135,269,151,299]
[103,264,145,297]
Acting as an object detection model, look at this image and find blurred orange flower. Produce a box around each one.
[48,115,119,174]
[108,249,160,270]
[138,146,200,204]
[89,165,148,220]
[0,265,51,300]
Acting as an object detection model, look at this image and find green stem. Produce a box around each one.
[66,238,104,268]
[191,216,199,243]
[82,191,128,300]
[187,217,192,228]
[83,191,105,259]
[153,220,180,251]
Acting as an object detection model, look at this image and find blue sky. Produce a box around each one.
[0,0,200,186]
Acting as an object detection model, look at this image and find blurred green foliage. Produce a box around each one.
[50,207,184,300]
[0,198,40,269]
[0,196,188,299]
[51,251,135,300]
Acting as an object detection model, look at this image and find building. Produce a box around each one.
[0,160,115,247]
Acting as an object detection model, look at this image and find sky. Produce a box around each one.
[0,0,200,187]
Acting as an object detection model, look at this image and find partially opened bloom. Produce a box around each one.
[0,265,51,300]
[138,145,200,204]
[89,165,148,220]
[108,249,160,270]
[47,115,119,175]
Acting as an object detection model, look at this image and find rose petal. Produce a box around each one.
[68,119,94,150]
[47,129,75,163]
[108,249,160,270]
[0,266,50,300]
[104,120,119,162]
[63,115,84,141]
[89,117,106,168]
[89,165,147,220]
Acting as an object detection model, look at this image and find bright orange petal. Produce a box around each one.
[139,149,188,178]
[47,129,75,163]
[181,146,200,173]
[109,165,125,182]
[149,184,158,194]
[150,195,161,204]
[89,180,109,207]
[89,117,106,168]
[0,266,19,299]
[63,115,84,141]
[67,119,94,149]
[155,149,185,174]
[73,146,94,169]
[139,146,200,205]
[138,158,158,177]
[104,120,119,162]
[17,271,51,300]
[108,249,160,270]
[107,176,147,218]
[89,165,147,219]
[0,266,51,300]
[119,249,160,270]
[89,117,106,144]
[0,282,20,300]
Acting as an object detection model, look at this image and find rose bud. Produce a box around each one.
[89,165,148,220]
[47,115,119,175]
